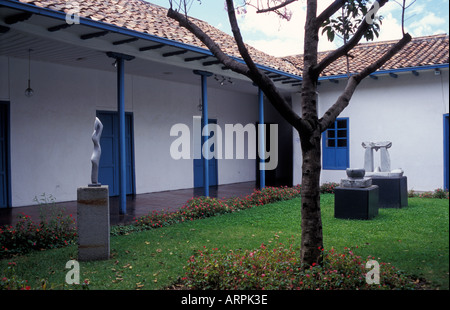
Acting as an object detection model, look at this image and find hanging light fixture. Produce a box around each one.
[24,49,34,97]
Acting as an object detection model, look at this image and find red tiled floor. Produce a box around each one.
[0,182,258,227]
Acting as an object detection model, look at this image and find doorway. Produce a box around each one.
[96,111,135,196]
[0,101,10,208]
[194,119,218,188]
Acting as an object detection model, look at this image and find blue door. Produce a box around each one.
[445,114,449,191]
[194,119,218,188]
[97,111,135,196]
[0,102,10,208]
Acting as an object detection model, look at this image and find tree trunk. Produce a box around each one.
[297,0,323,267]
[298,126,323,266]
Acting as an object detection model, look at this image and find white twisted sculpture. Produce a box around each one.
[90,117,103,186]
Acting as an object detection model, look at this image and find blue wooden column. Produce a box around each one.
[194,70,213,197]
[107,52,134,214]
[258,88,266,189]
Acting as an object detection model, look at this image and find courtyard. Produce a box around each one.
[1,186,448,291]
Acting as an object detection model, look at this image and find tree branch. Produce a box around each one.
[167,8,249,76]
[169,2,302,130]
[315,0,346,26]
[255,0,298,14]
[313,0,389,76]
[225,0,261,78]
[225,0,303,130]
[318,33,412,131]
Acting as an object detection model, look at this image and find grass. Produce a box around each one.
[1,194,448,290]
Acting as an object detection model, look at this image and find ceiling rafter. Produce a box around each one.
[47,23,72,32]
[139,44,165,51]
[80,30,109,40]
[113,37,139,45]
[4,12,32,24]
[162,50,188,57]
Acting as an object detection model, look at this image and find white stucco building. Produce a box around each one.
[0,0,448,210]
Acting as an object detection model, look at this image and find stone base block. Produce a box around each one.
[340,177,372,188]
[371,176,408,208]
[77,186,110,261]
[335,185,379,220]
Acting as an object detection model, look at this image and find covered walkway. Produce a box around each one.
[0,182,258,227]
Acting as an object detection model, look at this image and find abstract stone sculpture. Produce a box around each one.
[90,117,103,187]
[362,141,403,177]
[340,168,372,188]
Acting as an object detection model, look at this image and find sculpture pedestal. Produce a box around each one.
[77,186,110,261]
[334,185,379,220]
[371,176,408,208]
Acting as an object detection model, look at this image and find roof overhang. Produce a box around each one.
[318,63,449,83]
[0,0,302,95]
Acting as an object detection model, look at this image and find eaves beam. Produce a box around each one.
[80,30,109,40]
[47,23,72,32]
[113,37,139,46]
[185,55,209,62]
[281,79,299,84]
[162,50,188,57]
[0,25,10,33]
[139,44,165,51]
[272,77,290,82]
[389,72,398,78]
[4,12,32,24]
[203,60,221,66]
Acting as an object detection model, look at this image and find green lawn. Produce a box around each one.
[1,195,448,290]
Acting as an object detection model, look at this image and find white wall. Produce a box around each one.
[132,74,258,194]
[293,68,449,191]
[211,87,258,185]
[3,57,98,206]
[1,56,259,207]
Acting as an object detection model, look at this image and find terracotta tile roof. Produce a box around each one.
[13,1,450,78]
[284,34,449,77]
[16,0,300,75]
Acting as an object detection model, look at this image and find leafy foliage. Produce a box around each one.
[320,182,340,194]
[0,194,77,260]
[113,185,303,235]
[180,240,416,290]
[408,188,449,199]
[321,0,383,42]
[0,262,31,290]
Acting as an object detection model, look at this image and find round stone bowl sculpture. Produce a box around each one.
[346,168,365,179]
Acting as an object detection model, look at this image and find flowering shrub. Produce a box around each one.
[0,262,31,290]
[408,188,449,199]
[113,186,302,236]
[320,182,340,194]
[180,242,416,290]
[0,209,76,259]
[243,185,302,206]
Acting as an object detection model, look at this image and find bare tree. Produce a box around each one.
[167,0,412,266]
